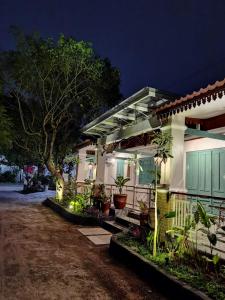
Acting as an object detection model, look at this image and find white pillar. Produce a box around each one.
[95,143,106,184]
[76,148,87,182]
[160,115,187,192]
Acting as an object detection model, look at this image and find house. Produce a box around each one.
[78,80,225,230]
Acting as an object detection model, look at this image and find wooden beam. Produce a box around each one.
[185,128,225,141]
[129,103,149,112]
[202,113,225,131]
[185,117,204,126]
[114,149,154,157]
[86,130,102,137]
[101,119,118,126]
[105,117,160,144]
[94,126,111,132]
[114,113,135,121]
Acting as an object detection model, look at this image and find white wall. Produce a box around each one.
[104,152,135,186]
[76,145,97,182]
[104,151,154,188]
[184,137,225,152]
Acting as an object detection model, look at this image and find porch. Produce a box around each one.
[79,82,225,257]
[77,181,154,212]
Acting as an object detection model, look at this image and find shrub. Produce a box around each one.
[0,171,16,183]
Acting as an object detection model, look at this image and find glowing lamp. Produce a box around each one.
[88,162,93,170]
[111,157,116,164]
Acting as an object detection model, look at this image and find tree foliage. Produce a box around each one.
[0,104,12,151]
[0,29,121,197]
[0,80,12,152]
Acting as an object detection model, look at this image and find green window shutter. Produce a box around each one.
[186,151,199,193]
[212,149,225,197]
[139,157,155,185]
[116,159,125,177]
[198,150,211,196]
[186,150,212,213]
[187,148,225,215]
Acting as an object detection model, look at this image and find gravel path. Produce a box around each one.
[0,184,167,300]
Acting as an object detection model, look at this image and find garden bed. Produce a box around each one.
[109,234,224,300]
[43,197,113,226]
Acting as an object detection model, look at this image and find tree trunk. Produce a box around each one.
[56,176,64,202]
[46,158,64,202]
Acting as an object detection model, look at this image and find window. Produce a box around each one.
[139,157,155,185]
[116,159,125,177]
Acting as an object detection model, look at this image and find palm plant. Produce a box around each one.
[151,130,173,257]
[114,176,130,194]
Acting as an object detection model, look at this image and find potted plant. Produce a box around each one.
[138,200,149,226]
[41,176,50,191]
[91,183,105,210]
[113,176,130,209]
[96,184,111,216]
[101,195,111,216]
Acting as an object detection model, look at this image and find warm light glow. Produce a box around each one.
[56,183,63,201]
[111,157,116,164]
[88,162,93,170]
[154,157,163,166]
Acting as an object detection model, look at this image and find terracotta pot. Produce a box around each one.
[93,197,102,210]
[140,212,149,226]
[113,194,127,209]
[102,201,111,216]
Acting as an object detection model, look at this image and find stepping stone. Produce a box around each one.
[86,234,112,245]
[78,227,111,236]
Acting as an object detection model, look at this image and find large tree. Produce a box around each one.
[0,103,12,152]
[1,29,121,199]
[0,80,12,152]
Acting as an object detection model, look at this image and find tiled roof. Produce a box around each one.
[156,78,225,118]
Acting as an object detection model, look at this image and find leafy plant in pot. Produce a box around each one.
[91,183,104,210]
[138,200,149,226]
[113,176,130,209]
[41,176,50,191]
[97,184,111,216]
[100,194,111,216]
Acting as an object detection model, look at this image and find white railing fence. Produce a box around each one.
[76,181,154,211]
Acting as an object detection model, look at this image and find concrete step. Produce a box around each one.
[102,220,127,234]
[115,215,140,228]
[127,210,140,220]
[217,229,225,237]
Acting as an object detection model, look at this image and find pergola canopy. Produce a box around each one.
[82,87,176,142]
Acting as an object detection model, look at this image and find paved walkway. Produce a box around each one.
[0,184,166,300]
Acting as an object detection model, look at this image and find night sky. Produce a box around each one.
[1,0,225,98]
